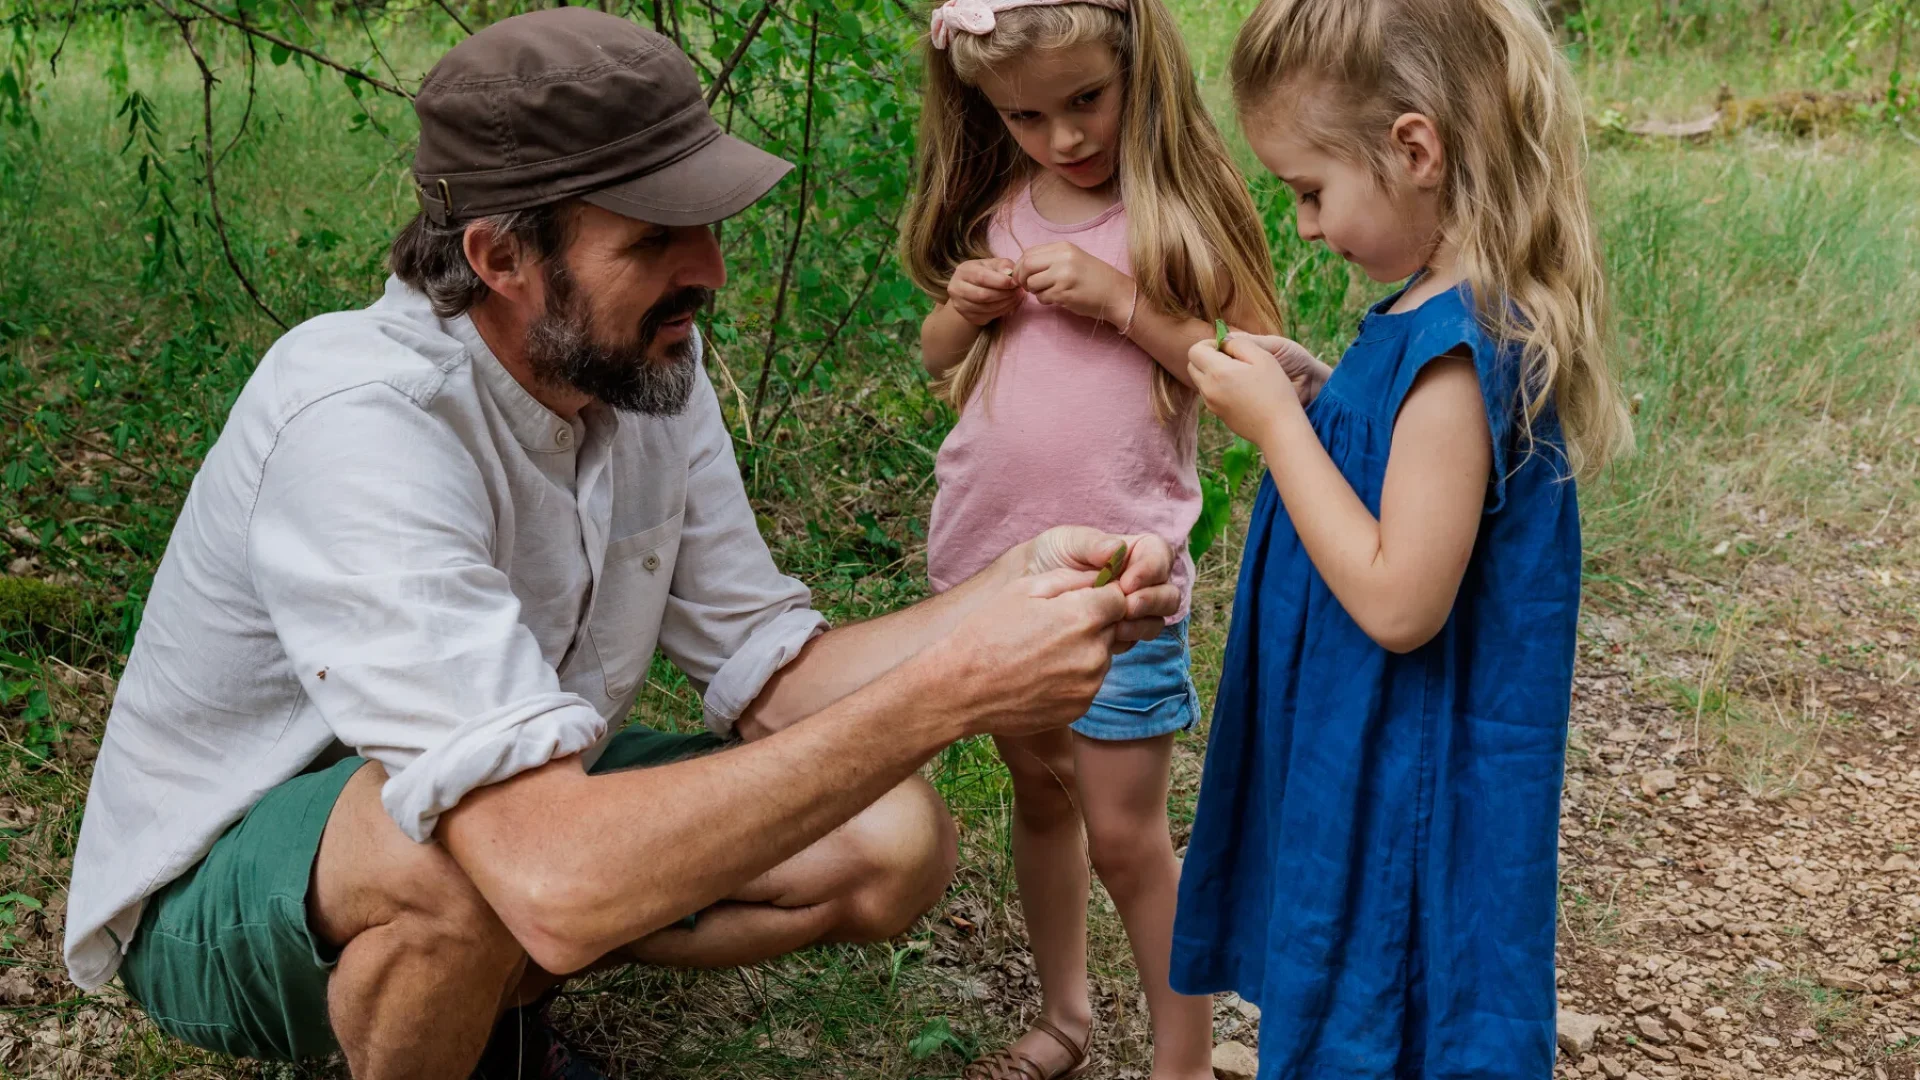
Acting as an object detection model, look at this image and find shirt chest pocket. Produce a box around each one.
[590,513,683,703]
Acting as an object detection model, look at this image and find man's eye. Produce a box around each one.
[633,232,671,251]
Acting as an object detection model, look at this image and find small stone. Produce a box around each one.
[1818,973,1868,994]
[1598,1056,1628,1079]
[1684,1031,1712,1052]
[1212,1040,1258,1080]
[1882,853,1915,873]
[1696,911,1724,930]
[1635,1041,1676,1062]
[1635,1014,1672,1043]
[1703,1006,1730,1021]
[1667,1008,1698,1033]
[1640,769,1679,797]
[1559,1011,1607,1057]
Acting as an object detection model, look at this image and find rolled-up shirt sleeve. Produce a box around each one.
[659,369,827,737]
[246,383,605,842]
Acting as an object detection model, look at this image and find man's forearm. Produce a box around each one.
[735,541,1026,739]
[442,654,972,974]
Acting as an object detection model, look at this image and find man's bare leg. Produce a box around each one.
[508,773,957,1003]
[310,763,530,1079]
[313,763,956,1078]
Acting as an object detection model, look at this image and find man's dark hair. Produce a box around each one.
[389,203,574,318]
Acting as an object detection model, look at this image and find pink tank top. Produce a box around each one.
[926,186,1199,621]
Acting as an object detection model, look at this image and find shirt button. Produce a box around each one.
[642,552,661,572]
[554,426,574,449]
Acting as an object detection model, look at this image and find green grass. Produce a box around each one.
[2,0,1919,1076]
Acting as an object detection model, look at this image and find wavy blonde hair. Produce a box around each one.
[1231,0,1631,478]
[901,0,1284,422]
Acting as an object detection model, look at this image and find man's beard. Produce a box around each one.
[525,264,710,417]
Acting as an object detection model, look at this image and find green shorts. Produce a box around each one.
[118,724,725,1062]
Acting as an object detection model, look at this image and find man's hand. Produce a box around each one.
[1021,525,1179,651]
[939,568,1130,739]
[946,257,1024,327]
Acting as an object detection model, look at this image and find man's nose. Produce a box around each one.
[673,224,727,290]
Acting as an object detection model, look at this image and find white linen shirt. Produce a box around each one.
[64,277,826,991]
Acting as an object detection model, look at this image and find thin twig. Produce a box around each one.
[762,254,887,434]
[161,4,289,330]
[353,4,407,94]
[749,14,819,425]
[432,0,474,35]
[704,0,778,106]
[216,19,258,170]
[169,0,413,100]
[48,0,83,74]
[0,401,174,489]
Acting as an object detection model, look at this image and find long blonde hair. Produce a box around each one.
[901,0,1285,421]
[1230,0,1631,478]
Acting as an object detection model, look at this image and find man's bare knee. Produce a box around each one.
[830,776,956,942]
[316,763,525,982]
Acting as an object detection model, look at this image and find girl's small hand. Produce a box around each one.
[1013,242,1131,326]
[1236,333,1332,406]
[1188,334,1315,445]
[947,258,1023,327]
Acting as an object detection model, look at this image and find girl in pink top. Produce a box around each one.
[903,2,1284,1076]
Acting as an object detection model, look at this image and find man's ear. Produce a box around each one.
[1389,112,1445,190]
[462,221,539,306]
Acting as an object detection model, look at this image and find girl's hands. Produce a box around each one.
[1188,333,1327,445]
[946,257,1023,326]
[1014,242,1133,327]
[1234,333,1333,405]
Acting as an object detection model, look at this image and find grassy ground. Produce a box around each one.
[3,0,1919,1077]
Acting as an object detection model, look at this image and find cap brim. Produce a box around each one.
[580,132,793,227]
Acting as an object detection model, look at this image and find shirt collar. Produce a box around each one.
[445,311,581,454]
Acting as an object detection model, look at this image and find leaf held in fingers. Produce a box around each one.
[1215,318,1230,349]
[1091,540,1128,588]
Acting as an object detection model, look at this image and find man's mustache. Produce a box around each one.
[639,287,714,344]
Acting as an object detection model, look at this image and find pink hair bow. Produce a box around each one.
[929,0,1130,50]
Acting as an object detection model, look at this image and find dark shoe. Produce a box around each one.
[471,1006,608,1080]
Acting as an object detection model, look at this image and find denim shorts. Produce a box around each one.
[1072,618,1200,741]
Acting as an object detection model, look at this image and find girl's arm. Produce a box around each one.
[1014,242,1276,387]
[1188,337,1491,654]
[921,257,1023,378]
[921,303,987,378]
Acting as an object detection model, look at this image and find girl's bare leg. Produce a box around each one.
[1074,732,1212,1080]
[982,728,1093,1076]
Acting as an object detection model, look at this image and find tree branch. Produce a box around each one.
[750,13,819,425]
[433,0,474,35]
[762,252,886,435]
[705,0,778,106]
[48,0,82,75]
[159,4,289,330]
[216,18,259,170]
[169,0,414,100]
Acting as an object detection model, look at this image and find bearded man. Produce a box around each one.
[63,10,1178,1079]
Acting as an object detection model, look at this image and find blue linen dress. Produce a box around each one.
[1169,281,1581,1078]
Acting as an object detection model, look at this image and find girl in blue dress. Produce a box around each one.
[1172,0,1633,1076]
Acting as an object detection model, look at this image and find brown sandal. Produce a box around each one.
[962,1017,1091,1080]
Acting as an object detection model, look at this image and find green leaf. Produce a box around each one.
[908,1016,968,1061]
[269,42,291,66]
[1221,437,1260,498]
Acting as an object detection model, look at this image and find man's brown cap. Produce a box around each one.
[410,8,791,227]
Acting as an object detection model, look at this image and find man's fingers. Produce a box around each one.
[1024,567,1102,599]
[1115,533,1172,594]
[1111,615,1167,652]
[1122,582,1181,623]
